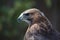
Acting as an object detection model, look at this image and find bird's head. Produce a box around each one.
[17,8,45,25]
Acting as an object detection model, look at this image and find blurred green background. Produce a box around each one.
[0,0,60,40]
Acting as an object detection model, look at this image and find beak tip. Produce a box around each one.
[17,18,21,23]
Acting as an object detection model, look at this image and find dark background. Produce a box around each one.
[0,0,60,40]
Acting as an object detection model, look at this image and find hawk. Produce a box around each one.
[17,8,60,40]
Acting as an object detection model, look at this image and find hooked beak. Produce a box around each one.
[17,13,24,23]
[17,17,22,23]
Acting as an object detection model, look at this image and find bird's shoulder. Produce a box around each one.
[26,24,40,33]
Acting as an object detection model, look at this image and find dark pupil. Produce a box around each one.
[24,13,29,16]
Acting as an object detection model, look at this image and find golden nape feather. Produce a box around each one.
[17,8,60,40]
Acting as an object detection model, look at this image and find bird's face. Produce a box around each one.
[17,8,45,24]
[17,9,32,24]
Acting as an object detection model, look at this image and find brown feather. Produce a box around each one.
[22,8,60,40]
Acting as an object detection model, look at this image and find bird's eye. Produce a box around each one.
[24,13,29,16]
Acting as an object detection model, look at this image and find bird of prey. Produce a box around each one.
[17,8,60,40]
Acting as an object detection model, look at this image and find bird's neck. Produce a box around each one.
[28,19,53,36]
